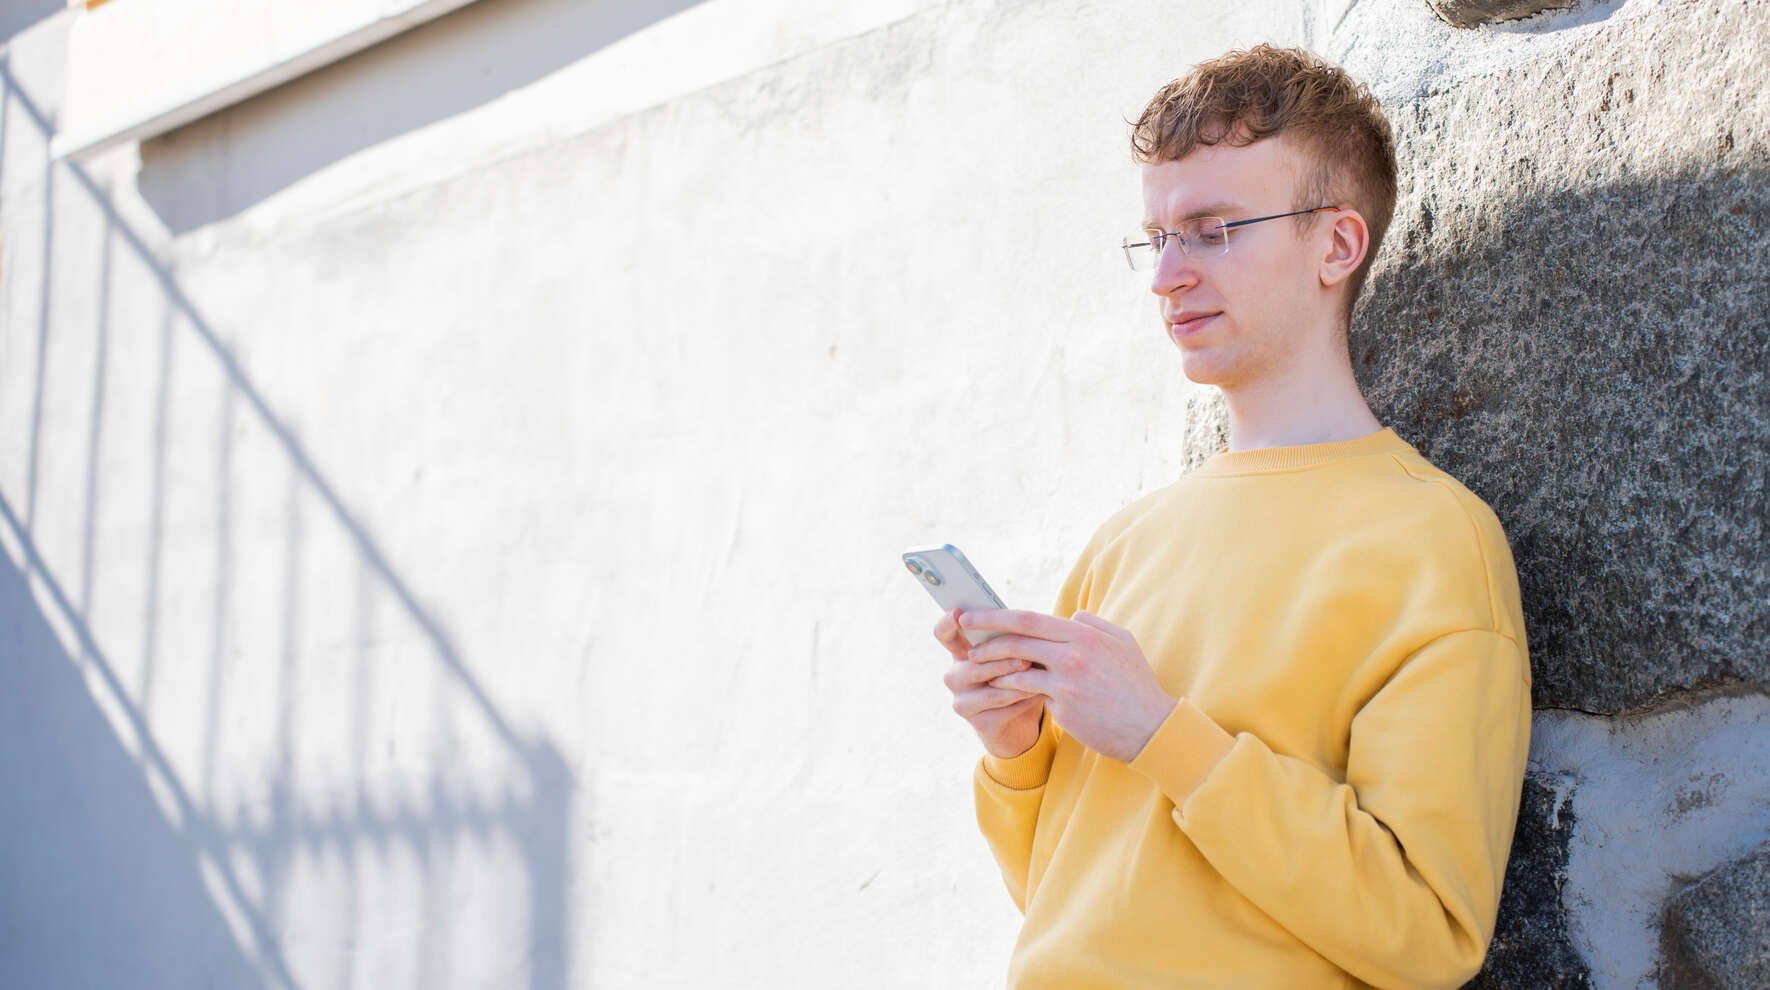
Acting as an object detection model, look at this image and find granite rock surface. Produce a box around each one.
[1659,840,1770,990]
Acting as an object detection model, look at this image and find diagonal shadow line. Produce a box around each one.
[0,488,300,990]
[137,297,173,709]
[77,179,112,625]
[0,64,7,191]
[0,57,525,757]
[22,102,50,537]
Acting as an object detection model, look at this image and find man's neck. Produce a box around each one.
[1220,355,1383,453]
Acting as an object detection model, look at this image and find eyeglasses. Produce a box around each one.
[1121,206,1341,271]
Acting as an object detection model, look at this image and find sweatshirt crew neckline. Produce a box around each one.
[1189,426,1411,477]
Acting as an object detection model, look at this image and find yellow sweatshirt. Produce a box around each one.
[974,427,1531,990]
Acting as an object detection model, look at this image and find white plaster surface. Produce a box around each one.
[1530,692,1770,990]
[1,0,1761,987]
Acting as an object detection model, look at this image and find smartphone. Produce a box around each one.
[902,544,1007,646]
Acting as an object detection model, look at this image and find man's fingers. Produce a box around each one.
[967,633,1062,669]
[932,607,970,657]
[988,667,1052,695]
[945,657,1029,692]
[957,608,1076,642]
[954,685,1043,718]
[1071,609,1132,642]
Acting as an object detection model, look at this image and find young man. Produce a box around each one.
[933,44,1531,989]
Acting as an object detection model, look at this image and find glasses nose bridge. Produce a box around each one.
[1156,228,1193,259]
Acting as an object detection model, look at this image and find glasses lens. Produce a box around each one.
[1125,219,1229,271]
[1125,233,1160,271]
[1186,217,1229,256]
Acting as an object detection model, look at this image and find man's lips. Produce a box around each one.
[1168,312,1219,336]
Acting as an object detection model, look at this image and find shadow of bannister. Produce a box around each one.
[0,51,574,990]
[0,540,263,988]
[0,492,291,988]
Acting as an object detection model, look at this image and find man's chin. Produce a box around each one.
[1175,350,1229,387]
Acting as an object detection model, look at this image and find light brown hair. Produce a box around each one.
[1130,44,1398,332]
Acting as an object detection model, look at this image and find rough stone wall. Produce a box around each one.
[1361,2,1768,714]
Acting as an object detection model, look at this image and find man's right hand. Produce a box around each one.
[935,607,1047,759]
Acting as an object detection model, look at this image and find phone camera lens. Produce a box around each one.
[923,570,942,586]
[904,558,924,575]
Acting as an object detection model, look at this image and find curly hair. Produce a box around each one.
[1130,44,1398,331]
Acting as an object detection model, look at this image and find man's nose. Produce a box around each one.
[1149,239,1199,297]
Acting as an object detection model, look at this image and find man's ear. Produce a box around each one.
[1318,209,1369,291]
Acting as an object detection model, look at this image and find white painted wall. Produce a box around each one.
[2,0,1763,987]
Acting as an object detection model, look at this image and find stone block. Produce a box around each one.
[1659,839,1770,990]
[1424,0,1582,28]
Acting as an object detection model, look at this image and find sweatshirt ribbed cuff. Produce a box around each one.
[1127,698,1236,805]
[980,711,1058,790]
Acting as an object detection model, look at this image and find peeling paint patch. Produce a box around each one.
[1529,691,1770,988]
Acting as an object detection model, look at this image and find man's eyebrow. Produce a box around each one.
[1140,201,1244,228]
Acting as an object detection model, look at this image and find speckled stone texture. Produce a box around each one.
[1464,773,1592,988]
[1355,0,1770,715]
[1659,840,1770,990]
[1185,0,1769,715]
[1424,0,1582,28]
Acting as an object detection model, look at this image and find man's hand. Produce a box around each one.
[961,608,1176,763]
[934,608,1047,759]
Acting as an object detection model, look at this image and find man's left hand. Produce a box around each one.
[961,609,1177,763]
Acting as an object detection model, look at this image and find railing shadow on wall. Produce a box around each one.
[0,58,573,990]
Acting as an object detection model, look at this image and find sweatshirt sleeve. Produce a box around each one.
[972,711,1061,912]
[969,524,1101,912]
[1127,628,1532,989]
